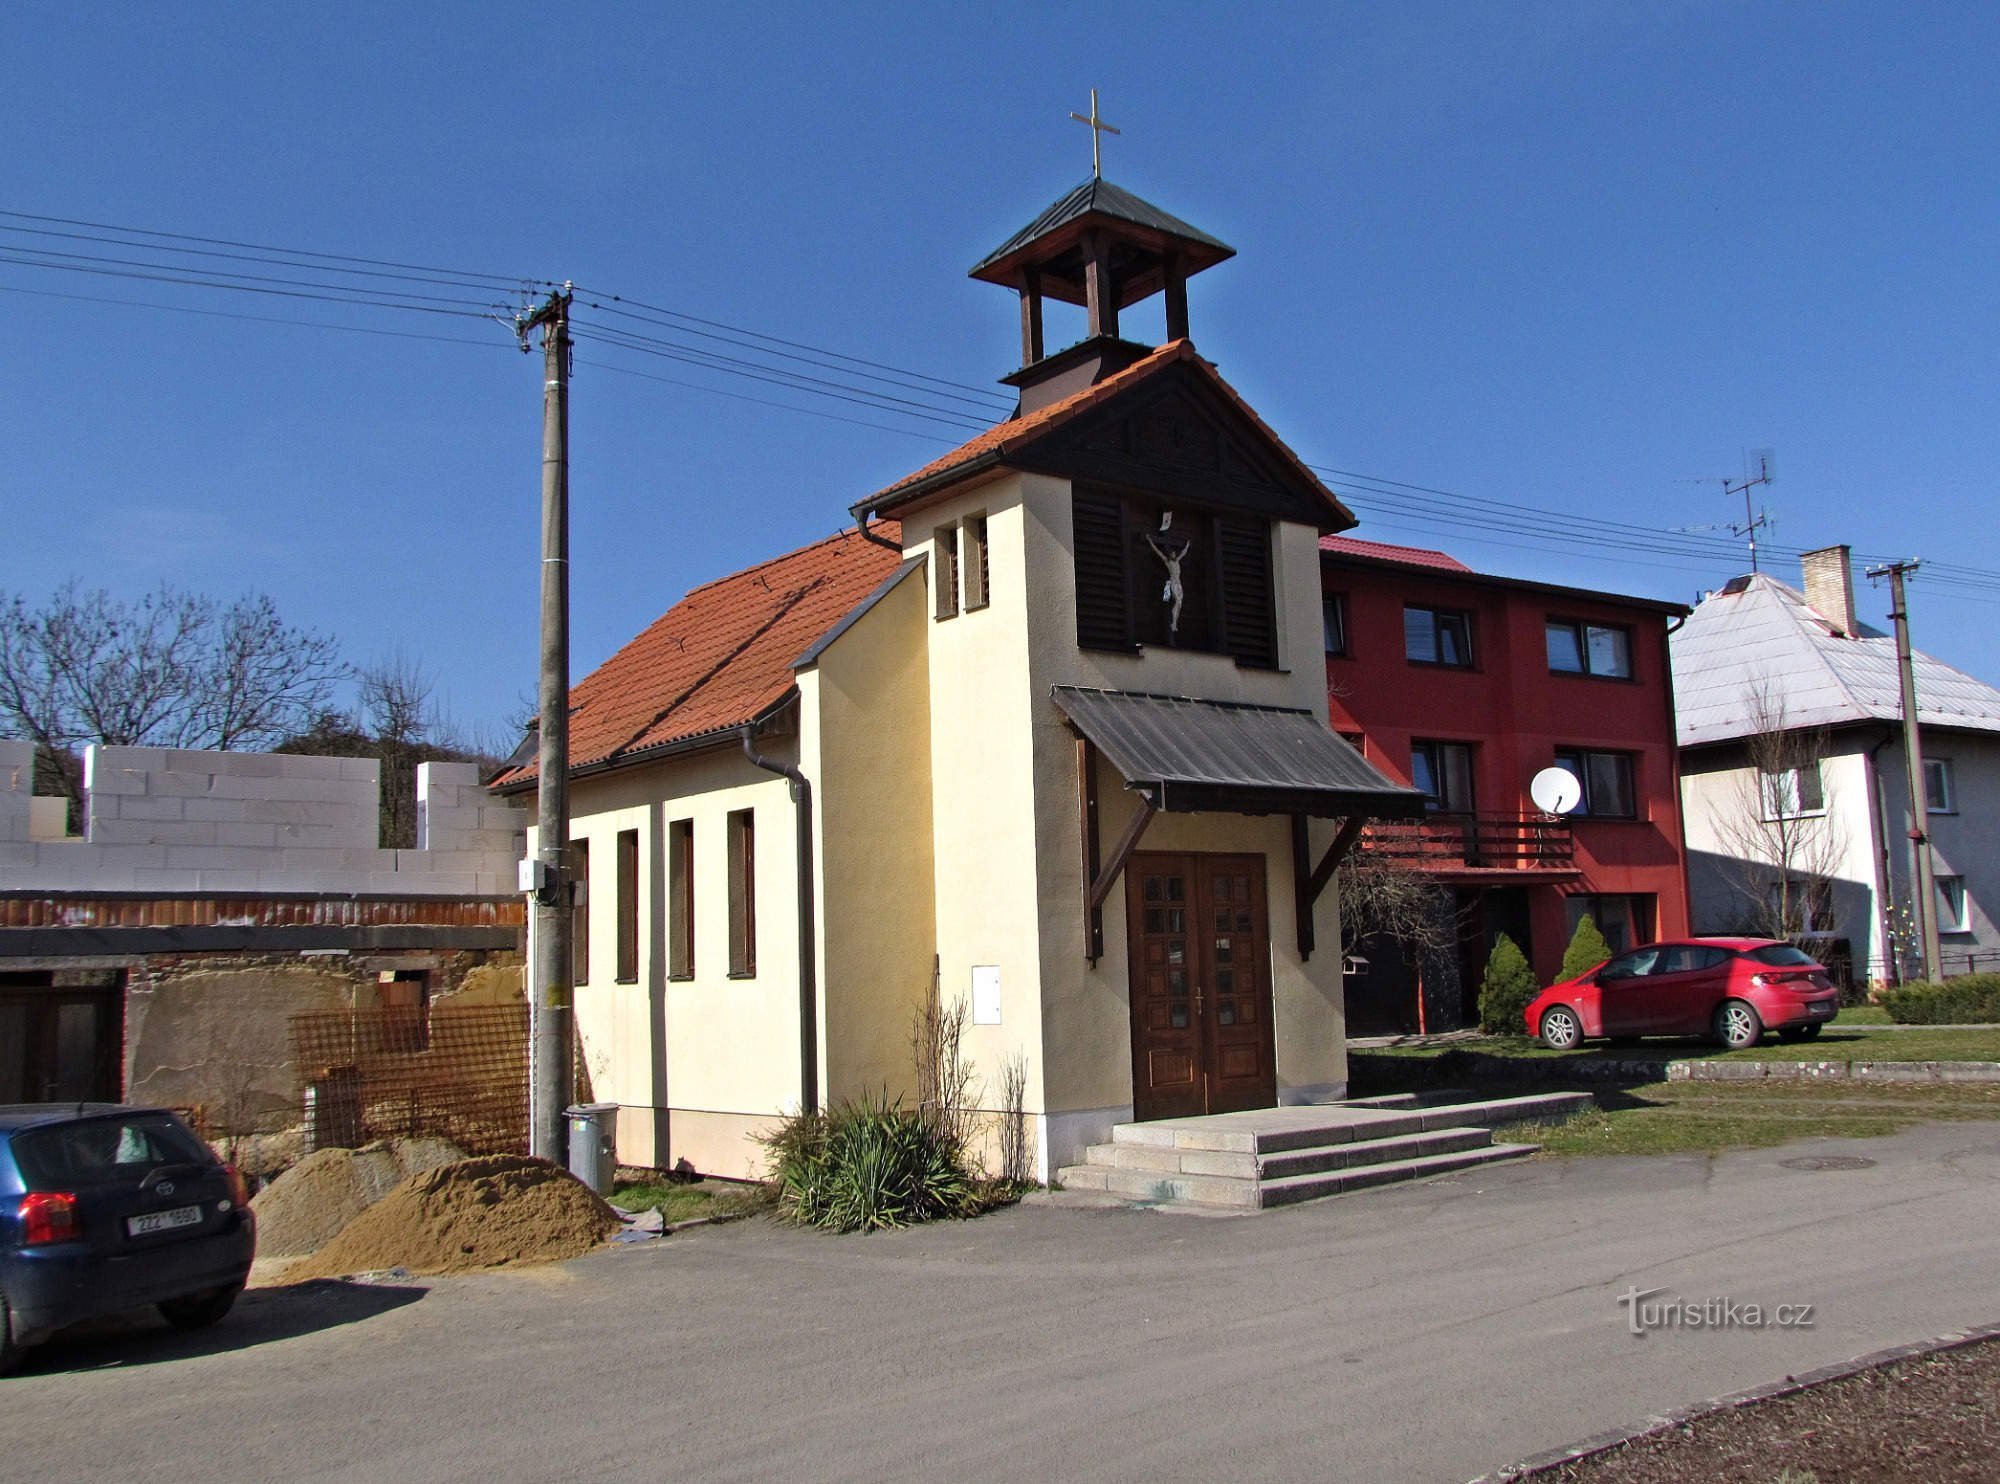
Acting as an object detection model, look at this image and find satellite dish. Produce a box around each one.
[1531,766,1583,815]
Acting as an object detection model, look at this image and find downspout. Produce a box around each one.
[853,509,903,554]
[741,722,819,1114]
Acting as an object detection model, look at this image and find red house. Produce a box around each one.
[1319,536,1692,1033]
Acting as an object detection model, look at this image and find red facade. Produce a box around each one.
[1320,537,1691,1032]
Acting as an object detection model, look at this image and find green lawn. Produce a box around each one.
[1504,1079,2000,1158]
[1369,1024,2000,1063]
[609,1178,774,1224]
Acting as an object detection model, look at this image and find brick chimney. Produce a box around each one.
[1800,545,1857,636]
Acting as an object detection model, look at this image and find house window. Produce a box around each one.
[1322,594,1348,656]
[727,808,756,977]
[1925,758,1956,814]
[1564,894,1654,955]
[1546,619,1633,679]
[572,838,590,985]
[1070,489,1276,667]
[1768,877,1836,935]
[616,828,639,983]
[668,818,693,979]
[1410,740,1475,814]
[1936,874,1969,934]
[1404,606,1472,668]
[934,526,960,619]
[378,971,431,1052]
[964,514,990,611]
[1553,748,1637,819]
[1760,763,1825,819]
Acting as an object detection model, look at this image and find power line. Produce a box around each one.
[0,281,510,349]
[580,357,964,443]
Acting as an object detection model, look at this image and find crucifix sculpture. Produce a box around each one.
[1145,511,1192,640]
[1068,88,1121,179]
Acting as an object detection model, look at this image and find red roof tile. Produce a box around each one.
[1318,535,1471,572]
[861,340,1352,527]
[494,522,903,788]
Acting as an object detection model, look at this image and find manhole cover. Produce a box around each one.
[1779,1155,1877,1171]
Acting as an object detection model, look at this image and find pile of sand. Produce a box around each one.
[251,1137,466,1257]
[287,1155,621,1279]
[250,1144,464,1264]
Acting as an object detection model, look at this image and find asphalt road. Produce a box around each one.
[7,1121,2000,1484]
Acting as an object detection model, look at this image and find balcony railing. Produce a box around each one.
[1359,812,1574,870]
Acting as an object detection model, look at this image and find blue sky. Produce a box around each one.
[8,2,1998,737]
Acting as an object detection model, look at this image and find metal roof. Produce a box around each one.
[1671,572,2000,746]
[1051,686,1425,819]
[970,177,1235,276]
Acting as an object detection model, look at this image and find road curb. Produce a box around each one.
[1354,1049,2000,1084]
[1465,1319,2000,1483]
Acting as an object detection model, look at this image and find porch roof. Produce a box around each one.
[1051,687,1425,820]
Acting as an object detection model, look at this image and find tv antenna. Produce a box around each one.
[1694,448,1777,572]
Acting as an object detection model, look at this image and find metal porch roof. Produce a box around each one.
[1051,687,1425,819]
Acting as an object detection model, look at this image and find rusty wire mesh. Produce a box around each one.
[290,1004,529,1155]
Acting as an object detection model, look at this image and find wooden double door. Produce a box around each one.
[1126,852,1276,1121]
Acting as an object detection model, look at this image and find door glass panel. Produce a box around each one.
[1215,937,1232,962]
[1218,1003,1235,1025]
[1215,909,1231,931]
[1145,877,1161,902]
[1167,943,1184,965]
[1145,909,1163,933]
[53,1002,100,1102]
[1169,970,1187,996]
[1171,1005,1189,1028]
[1236,911,1252,932]
[1216,968,1234,991]
[1166,877,1184,902]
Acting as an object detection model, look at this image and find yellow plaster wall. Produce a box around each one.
[557,747,800,1173]
[1016,481,1351,1144]
[900,479,1053,1127]
[799,562,938,1105]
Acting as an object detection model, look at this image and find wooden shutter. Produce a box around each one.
[1217,518,1275,667]
[1072,491,1130,650]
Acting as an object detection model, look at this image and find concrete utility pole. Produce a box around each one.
[517,285,575,1161]
[1868,559,1943,984]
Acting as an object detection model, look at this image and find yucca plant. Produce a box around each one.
[760,1094,972,1233]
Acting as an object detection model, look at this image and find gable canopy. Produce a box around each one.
[853,340,1355,534]
[969,177,1236,312]
[1051,687,1423,820]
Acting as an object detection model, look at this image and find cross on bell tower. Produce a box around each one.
[1068,89,1121,179]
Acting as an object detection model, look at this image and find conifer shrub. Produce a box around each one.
[1560,915,1615,983]
[1877,973,2000,1025]
[1477,933,1540,1035]
[760,1094,972,1233]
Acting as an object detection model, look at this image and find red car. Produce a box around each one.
[1524,938,1840,1051]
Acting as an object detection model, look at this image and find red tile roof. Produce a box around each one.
[493,522,903,788]
[1318,535,1471,572]
[861,340,1352,527]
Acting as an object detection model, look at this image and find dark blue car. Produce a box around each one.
[1,1104,256,1373]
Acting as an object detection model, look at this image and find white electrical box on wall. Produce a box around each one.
[971,965,1002,1025]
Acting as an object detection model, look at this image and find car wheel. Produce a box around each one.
[1539,1005,1584,1051]
[1714,999,1764,1049]
[1777,1023,1823,1043]
[158,1284,242,1332]
[0,1291,22,1377]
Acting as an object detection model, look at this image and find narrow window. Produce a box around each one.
[1547,619,1633,679]
[1553,748,1637,819]
[1322,594,1348,656]
[571,838,590,984]
[1936,874,1969,933]
[934,525,959,619]
[1071,490,1131,651]
[964,514,990,611]
[1404,606,1472,667]
[1564,894,1654,955]
[616,828,639,983]
[1925,758,1956,813]
[668,818,693,979]
[727,808,756,977]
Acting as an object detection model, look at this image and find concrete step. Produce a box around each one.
[1083,1124,1498,1181]
[1258,1126,1495,1181]
[1257,1142,1538,1207]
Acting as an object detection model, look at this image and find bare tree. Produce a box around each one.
[357,651,434,848]
[0,582,345,814]
[1713,683,1844,944]
[1335,851,1455,960]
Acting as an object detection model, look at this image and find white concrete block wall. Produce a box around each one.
[0,744,528,897]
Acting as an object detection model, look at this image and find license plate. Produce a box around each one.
[1809,1000,1835,1017]
[127,1204,202,1237]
